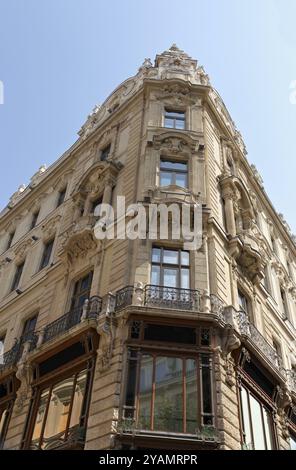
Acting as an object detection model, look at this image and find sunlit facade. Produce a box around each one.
[0,45,296,450]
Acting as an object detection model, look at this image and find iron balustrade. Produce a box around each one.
[287,370,296,394]
[42,296,102,344]
[237,310,286,376]
[0,330,38,370]
[115,286,134,311]
[144,285,201,311]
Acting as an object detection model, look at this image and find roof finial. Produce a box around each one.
[169,43,180,51]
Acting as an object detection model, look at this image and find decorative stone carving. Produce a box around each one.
[8,184,27,208]
[41,214,61,240]
[250,164,264,188]
[149,131,200,154]
[29,165,47,188]
[15,342,34,413]
[97,318,115,372]
[61,230,99,264]
[13,239,33,264]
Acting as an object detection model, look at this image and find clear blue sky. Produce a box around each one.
[1,0,296,232]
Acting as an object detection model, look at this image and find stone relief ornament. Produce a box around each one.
[29,165,47,188]
[8,184,27,208]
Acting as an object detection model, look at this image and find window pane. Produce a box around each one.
[262,407,272,450]
[160,161,187,171]
[152,248,161,263]
[249,394,265,450]
[201,356,213,425]
[31,388,50,448]
[138,355,153,429]
[160,171,172,186]
[165,110,185,119]
[175,173,187,187]
[154,357,183,432]
[181,268,190,289]
[290,435,296,450]
[164,118,174,128]
[151,266,160,285]
[69,370,87,428]
[240,386,252,450]
[43,376,75,447]
[175,119,185,130]
[181,251,190,266]
[163,249,178,265]
[163,268,178,287]
[186,359,198,433]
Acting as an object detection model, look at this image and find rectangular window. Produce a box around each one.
[11,261,25,291]
[70,271,93,311]
[22,315,38,339]
[160,160,188,188]
[124,350,213,433]
[30,369,88,450]
[57,188,66,207]
[151,247,190,289]
[164,109,185,130]
[238,289,249,316]
[100,144,111,161]
[280,288,289,319]
[239,384,274,450]
[6,231,15,250]
[39,239,54,270]
[30,210,39,230]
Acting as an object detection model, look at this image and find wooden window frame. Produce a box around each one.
[22,352,96,450]
[122,346,214,435]
[237,371,277,450]
[151,247,190,289]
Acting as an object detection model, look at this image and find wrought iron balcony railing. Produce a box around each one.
[287,370,296,394]
[42,296,102,344]
[144,285,201,311]
[115,286,134,311]
[0,330,38,371]
[237,310,286,376]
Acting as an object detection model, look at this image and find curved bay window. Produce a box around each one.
[30,369,88,450]
[23,333,97,450]
[122,322,214,437]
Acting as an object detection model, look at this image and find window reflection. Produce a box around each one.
[239,384,274,450]
[126,352,212,434]
[30,369,87,449]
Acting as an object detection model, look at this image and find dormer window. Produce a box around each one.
[164,109,185,130]
[160,160,188,188]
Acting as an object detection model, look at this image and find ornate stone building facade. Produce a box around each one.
[0,45,296,451]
